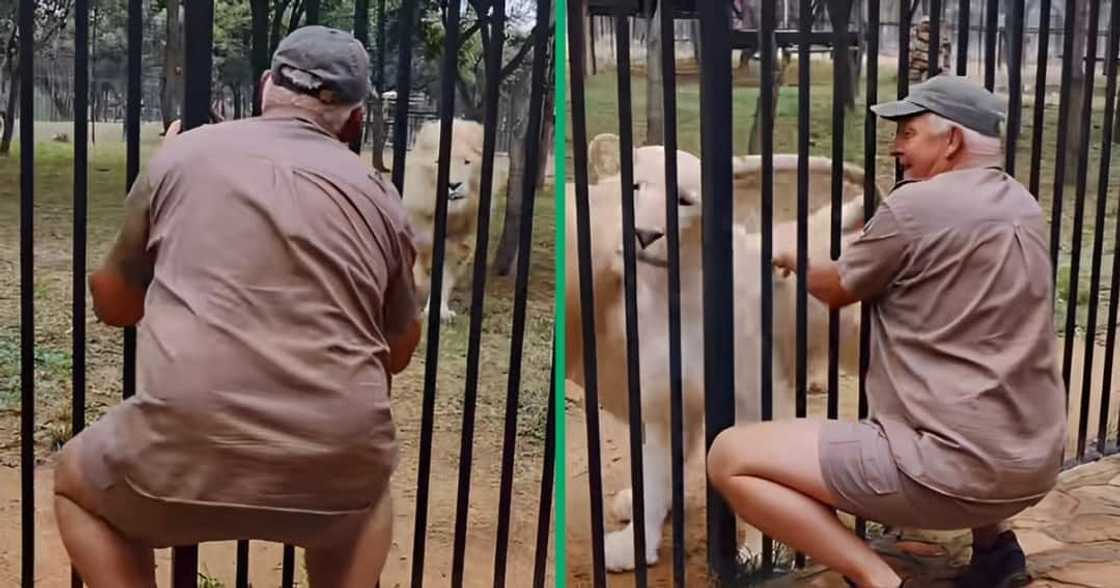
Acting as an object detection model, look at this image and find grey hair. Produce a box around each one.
[924,112,1004,167]
[262,79,361,133]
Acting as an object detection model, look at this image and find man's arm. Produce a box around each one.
[774,203,910,309]
[89,177,155,327]
[774,255,861,310]
[387,317,421,374]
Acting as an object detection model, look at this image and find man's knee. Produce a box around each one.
[707,427,750,489]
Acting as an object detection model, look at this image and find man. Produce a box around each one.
[707,74,1066,588]
[54,26,421,587]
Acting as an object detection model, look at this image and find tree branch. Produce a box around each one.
[499,25,544,81]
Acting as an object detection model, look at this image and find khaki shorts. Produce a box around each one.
[818,419,1040,530]
[66,414,380,549]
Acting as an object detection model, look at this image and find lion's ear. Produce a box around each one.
[587,133,621,184]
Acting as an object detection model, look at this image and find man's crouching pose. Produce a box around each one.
[54,26,421,588]
[708,75,1065,588]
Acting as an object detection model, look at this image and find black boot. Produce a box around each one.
[953,530,1030,588]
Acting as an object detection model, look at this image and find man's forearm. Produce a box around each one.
[803,258,860,310]
[387,318,421,374]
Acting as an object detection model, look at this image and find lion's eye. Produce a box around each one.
[632,182,641,191]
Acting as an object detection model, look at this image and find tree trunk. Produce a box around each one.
[747,50,789,155]
[493,46,554,277]
[1065,0,1090,179]
[370,92,389,171]
[0,66,19,156]
[232,84,243,119]
[645,6,664,146]
[493,68,533,276]
[162,0,184,129]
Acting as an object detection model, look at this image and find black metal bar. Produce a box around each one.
[281,546,295,588]
[759,0,778,572]
[1098,0,1120,457]
[896,0,911,182]
[19,0,35,584]
[123,0,143,402]
[1053,0,1081,391]
[174,1,211,582]
[614,16,649,581]
[1057,0,1093,392]
[1005,0,1024,175]
[350,0,371,154]
[856,0,881,543]
[983,0,998,90]
[453,0,504,581]
[73,0,90,445]
[390,0,420,192]
[1071,0,1103,460]
[305,0,320,25]
[928,0,942,77]
[659,0,686,584]
[171,548,198,588]
[410,0,462,582]
[533,341,558,588]
[793,0,812,568]
[1028,0,1053,198]
[956,0,970,75]
[496,3,553,586]
[252,0,269,116]
[71,1,91,582]
[235,540,250,588]
[567,0,609,582]
[699,0,737,580]
[828,0,850,422]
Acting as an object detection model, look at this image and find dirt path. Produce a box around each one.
[564,335,1120,585]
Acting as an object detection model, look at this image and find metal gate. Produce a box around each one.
[15,0,556,586]
[566,0,1120,584]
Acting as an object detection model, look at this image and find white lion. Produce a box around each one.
[565,135,877,570]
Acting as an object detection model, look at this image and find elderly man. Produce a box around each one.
[53,26,420,587]
[708,75,1065,588]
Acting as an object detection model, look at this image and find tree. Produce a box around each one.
[0,0,75,155]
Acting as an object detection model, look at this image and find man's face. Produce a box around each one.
[890,114,959,180]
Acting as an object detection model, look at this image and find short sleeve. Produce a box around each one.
[836,203,911,301]
[381,211,420,339]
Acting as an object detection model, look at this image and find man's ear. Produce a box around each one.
[338,106,365,143]
[945,125,966,160]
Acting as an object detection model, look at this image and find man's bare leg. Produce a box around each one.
[306,492,394,588]
[53,445,156,588]
[972,521,1009,549]
[707,419,902,588]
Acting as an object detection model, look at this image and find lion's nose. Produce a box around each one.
[449,181,463,192]
[635,228,665,249]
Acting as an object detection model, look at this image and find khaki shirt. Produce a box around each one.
[108,113,417,513]
[837,167,1066,503]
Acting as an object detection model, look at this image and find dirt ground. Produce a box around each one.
[0,123,556,587]
[564,332,1120,586]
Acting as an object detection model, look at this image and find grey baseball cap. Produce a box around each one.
[270,25,370,105]
[869,74,1006,137]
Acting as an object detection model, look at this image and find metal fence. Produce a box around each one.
[567,0,1120,585]
[15,0,555,586]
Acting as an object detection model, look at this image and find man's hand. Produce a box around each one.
[773,250,797,278]
[387,318,421,374]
